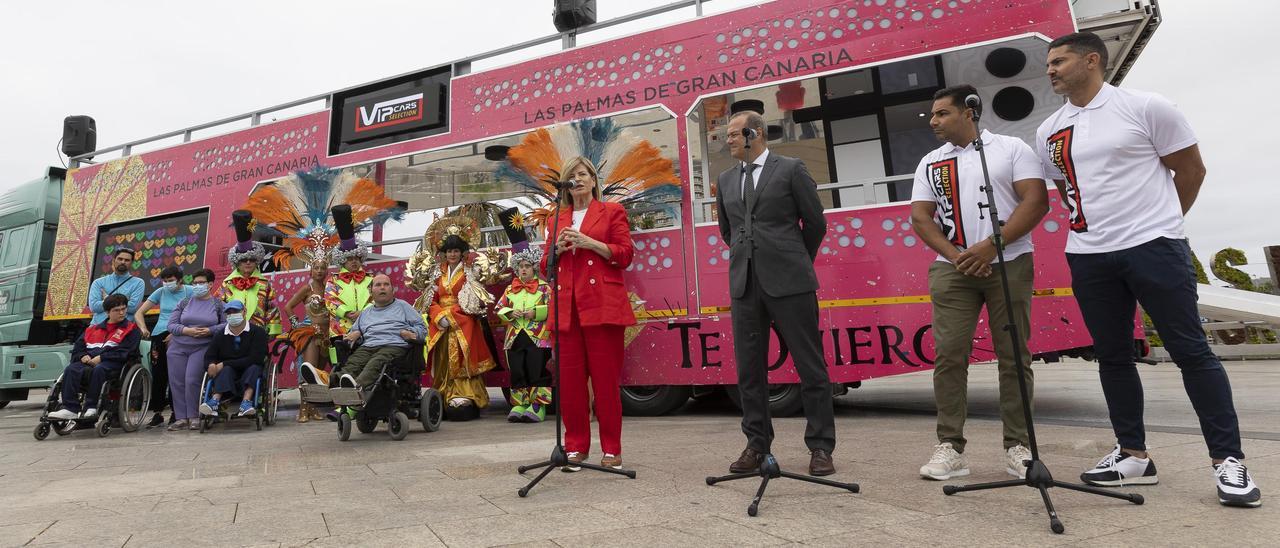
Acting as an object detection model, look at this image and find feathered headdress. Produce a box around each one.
[241,167,405,268]
[494,117,682,229]
[229,210,267,265]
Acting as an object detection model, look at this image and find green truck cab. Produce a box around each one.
[0,168,75,407]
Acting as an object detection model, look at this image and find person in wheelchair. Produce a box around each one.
[48,294,142,420]
[199,300,270,418]
[329,274,426,392]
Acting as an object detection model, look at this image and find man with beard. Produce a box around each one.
[88,248,145,325]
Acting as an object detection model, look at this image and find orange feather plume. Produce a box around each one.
[506,128,563,194]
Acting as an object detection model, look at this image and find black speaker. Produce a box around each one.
[553,0,597,32]
[991,87,1035,121]
[61,115,97,158]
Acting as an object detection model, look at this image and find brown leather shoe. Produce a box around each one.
[601,453,623,469]
[730,447,764,473]
[809,449,835,476]
[561,451,587,473]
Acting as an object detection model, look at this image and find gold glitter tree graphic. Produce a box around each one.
[45,156,148,318]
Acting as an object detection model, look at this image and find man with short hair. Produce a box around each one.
[334,274,426,390]
[1037,31,1260,507]
[910,85,1048,481]
[88,249,145,325]
[49,294,142,420]
[715,108,836,476]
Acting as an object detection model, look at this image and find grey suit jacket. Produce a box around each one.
[715,151,828,299]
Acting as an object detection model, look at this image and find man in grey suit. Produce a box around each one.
[715,110,836,476]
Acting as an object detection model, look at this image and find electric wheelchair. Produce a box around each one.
[327,342,444,441]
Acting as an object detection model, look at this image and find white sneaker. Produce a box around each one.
[83,408,98,418]
[1080,444,1158,486]
[920,442,969,480]
[338,374,358,389]
[48,409,78,420]
[1214,457,1261,508]
[1006,445,1032,479]
[299,362,323,385]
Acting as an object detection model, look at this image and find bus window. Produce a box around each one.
[374,106,683,261]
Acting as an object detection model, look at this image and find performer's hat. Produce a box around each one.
[330,204,369,265]
[228,210,266,265]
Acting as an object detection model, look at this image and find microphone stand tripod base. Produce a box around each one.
[705,454,859,516]
[517,445,638,498]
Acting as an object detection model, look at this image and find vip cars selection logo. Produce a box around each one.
[928,157,966,247]
[355,93,425,133]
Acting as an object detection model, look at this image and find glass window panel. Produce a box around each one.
[883,100,937,176]
[824,69,874,99]
[829,115,880,144]
[878,57,939,94]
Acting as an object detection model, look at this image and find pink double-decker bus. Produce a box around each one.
[40,0,1160,415]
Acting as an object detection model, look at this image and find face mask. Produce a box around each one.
[227,313,245,326]
[164,281,178,292]
[192,283,209,297]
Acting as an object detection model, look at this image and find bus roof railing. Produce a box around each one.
[70,0,714,166]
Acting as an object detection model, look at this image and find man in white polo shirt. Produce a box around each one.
[1037,31,1260,508]
[911,85,1049,481]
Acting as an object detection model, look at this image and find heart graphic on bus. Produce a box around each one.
[188,224,200,234]
[166,227,177,237]
[165,237,176,246]
[175,255,187,265]
[143,240,154,249]
[150,268,162,277]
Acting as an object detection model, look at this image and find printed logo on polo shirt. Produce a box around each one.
[1047,126,1087,232]
[928,158,966,247]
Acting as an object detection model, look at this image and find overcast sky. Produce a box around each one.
[1,0,1274,281]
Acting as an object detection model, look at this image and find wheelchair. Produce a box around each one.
[196,348,281,433]
[329,342,444,441]
[33,359,151,440]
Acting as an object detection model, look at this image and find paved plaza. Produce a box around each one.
[1,359,1277,547]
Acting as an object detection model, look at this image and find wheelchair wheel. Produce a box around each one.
[33,422,51,441]
[420,388,443,432]
[254,414,262,431]
[263,363,279,426]
[119,364,151,433]
[96,419,111,437]
[356,415,378,434]
[388,411,410,441]
[199,416,213,433]
[338,413,352,441]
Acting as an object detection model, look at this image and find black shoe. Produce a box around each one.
[147,413,165,428]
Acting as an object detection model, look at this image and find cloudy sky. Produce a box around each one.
[1,0,1274,281]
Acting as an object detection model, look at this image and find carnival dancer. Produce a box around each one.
[324,205,374,366]
[283,259,332,422]
[411,216,498,421]
[495,245,552,423]
[221,210,281,337]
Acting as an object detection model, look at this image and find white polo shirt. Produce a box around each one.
[910,129,1044,263]
[1035,83,1197,254]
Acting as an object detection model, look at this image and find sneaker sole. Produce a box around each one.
[1219,497,1262,508]
[1081,475,1159,487]
[199,403,215,416]
[921,468,970,481]
[1006,467,1027,479]
[561,465,582,473]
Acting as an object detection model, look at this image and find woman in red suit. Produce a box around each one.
[540,156,636,472]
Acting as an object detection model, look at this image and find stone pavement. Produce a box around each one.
[1,360,1277,547]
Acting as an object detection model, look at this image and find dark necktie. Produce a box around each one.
[742,163,756,210]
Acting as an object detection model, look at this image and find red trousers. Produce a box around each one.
[557,307,625,456]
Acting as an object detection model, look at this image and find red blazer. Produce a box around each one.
[540,200,636,328]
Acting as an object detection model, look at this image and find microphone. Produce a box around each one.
[964,94,982,121]
[742,127,756,150]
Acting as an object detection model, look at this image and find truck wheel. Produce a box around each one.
[726,384,806,417]
[620,385,691,416]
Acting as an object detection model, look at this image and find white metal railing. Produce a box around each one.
[69,0,714,167]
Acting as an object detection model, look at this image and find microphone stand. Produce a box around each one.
[941,108,1143,533]
[516,182,636,497]
[703,130,859,516]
